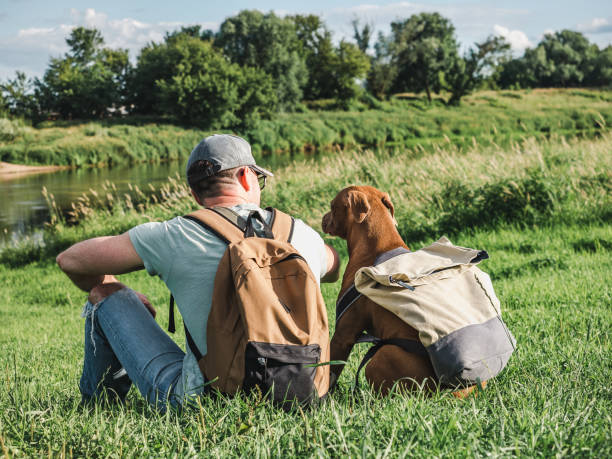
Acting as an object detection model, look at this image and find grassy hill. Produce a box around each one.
[0,89,610,167]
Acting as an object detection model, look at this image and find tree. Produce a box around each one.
[65,27,104,63]
[155,36,277,128]
[524,30,597,87]
[164,25,214,43]
[130,35,192,115]
[331,41,371,106]
[0,71,39,119]
[366,32,397,99]
[496,56,534,89]
[215,10,307,110]
[289,14,336,100]
[288,14,370,105]
[445,35,511,105]
[389,13,459,102]
[36,27,130,119]
[586,45,612,87]
[352,19,373,53]
[498,30,602,89]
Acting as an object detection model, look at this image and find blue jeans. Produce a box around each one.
[80,287,184,410]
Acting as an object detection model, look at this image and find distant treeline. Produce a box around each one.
[1,10,611,129]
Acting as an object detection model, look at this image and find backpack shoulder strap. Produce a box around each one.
[335,284,362,325]
[168,208,245,333]
[185,208,246,244]
[211,206,247,231]
[353,334,428,390]
[267,207,295,242]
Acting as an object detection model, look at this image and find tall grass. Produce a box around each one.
[2,131,610,267]
[1,89,611,166]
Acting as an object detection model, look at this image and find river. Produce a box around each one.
[0,161,183,246]
[0,151,307,246]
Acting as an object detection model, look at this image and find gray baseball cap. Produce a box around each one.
[186,134,273,186]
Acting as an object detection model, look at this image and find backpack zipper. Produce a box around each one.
[279,253,305,263]
[389,276,415,291]
[279,300,291,313]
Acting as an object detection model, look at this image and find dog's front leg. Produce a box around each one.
[330,305,368,389]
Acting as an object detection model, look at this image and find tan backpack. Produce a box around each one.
[347,237,515,387]
[175,207,330,407]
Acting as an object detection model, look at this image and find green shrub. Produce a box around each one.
[1,89,611,170]
[0,118,24,141]
[435,170,563,231]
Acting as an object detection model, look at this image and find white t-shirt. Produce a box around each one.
[128,203,328,400]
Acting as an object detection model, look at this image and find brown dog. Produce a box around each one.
[322,185,480,397]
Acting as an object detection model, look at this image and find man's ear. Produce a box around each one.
[382,193,398,226]
[348,190,370,223]
[237,167,251,192]
[191,188,204,206]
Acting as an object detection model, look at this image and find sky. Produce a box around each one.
[1,0,611,80]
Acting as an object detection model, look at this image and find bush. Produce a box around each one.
[434,170,563,232]
[0,118,24,141]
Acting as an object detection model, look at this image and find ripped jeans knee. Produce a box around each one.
[81,285,129,356]
[88,282,126,305]
[79,285,184,410]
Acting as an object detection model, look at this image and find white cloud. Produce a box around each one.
[321,2,529,44]
[17,27,55,37]
[0,8,218,80]
[85,8,108,29]
[493,24,532,52]
[577,17,612,34]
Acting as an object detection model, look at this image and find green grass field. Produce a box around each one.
[1,111,611,456]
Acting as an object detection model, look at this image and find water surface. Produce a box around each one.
[1,161,183,245]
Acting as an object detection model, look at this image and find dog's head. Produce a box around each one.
[322,185,396,239]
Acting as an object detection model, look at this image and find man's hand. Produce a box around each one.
[134,291,156,318]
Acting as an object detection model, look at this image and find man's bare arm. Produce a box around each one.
[321,243,340,283]
[56,232,144,292]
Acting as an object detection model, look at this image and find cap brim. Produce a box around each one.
[250,164,274,177]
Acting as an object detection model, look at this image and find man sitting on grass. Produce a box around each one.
[56,134,340,410]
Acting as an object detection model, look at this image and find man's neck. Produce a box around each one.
[203,194,258,208]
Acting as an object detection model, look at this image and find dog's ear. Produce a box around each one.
[348,190,371,223]
[381,193,395,217]
[382,193,398,226]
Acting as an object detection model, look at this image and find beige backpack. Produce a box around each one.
[176,207,330,407]
[337,237,515,387]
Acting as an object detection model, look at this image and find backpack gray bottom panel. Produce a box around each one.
[428,316,516,387]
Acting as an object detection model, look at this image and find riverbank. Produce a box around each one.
[0,161,69,180]
[1,88,610,167]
